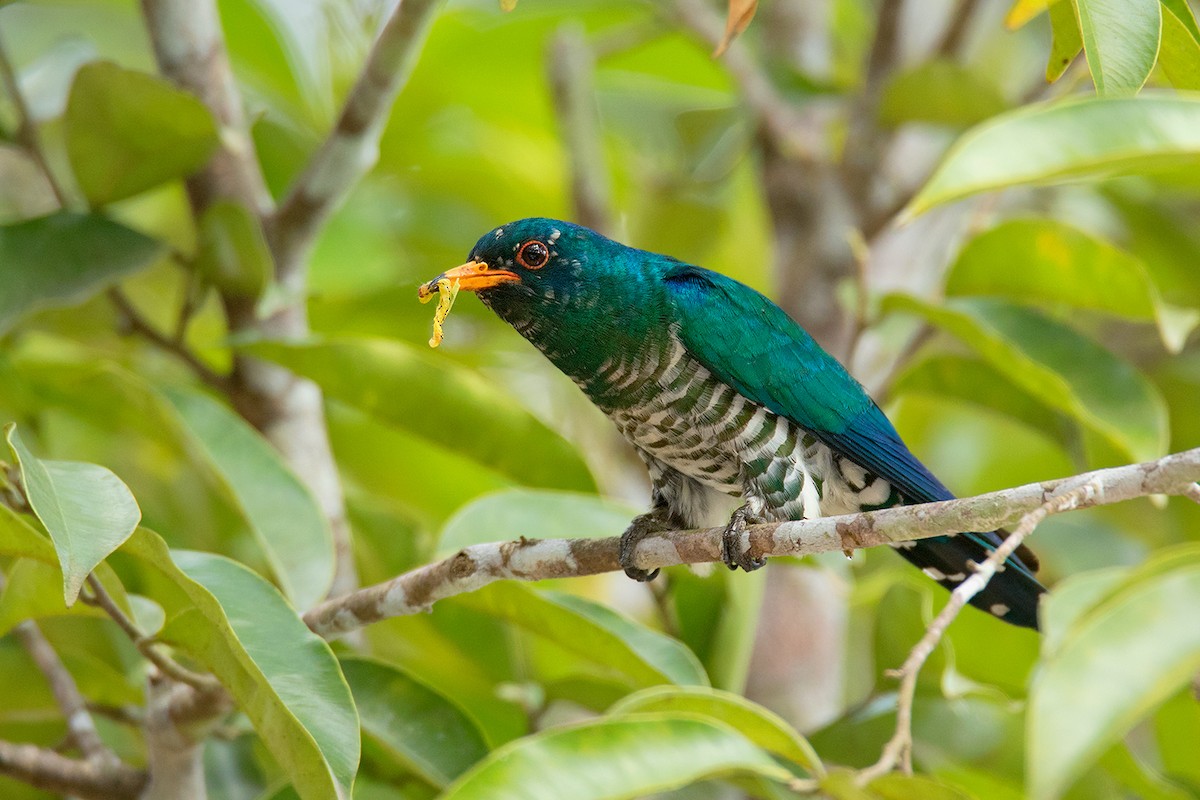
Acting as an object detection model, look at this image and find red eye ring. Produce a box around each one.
[517,240,550,270]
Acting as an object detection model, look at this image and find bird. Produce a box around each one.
[420,218,1046,629]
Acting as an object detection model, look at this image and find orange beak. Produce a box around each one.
[417,260,520,299]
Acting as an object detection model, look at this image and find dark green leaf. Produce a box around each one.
[341,657,488,787]
[6,424,140,604]
[195,201,272,298]
[65,61,219,206]
[0,212,164,334]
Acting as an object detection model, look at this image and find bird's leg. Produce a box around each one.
[722,501,768,573]
[619,509,678,582]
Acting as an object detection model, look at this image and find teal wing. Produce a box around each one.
[662,264,1045,629]
[662,263,954,506]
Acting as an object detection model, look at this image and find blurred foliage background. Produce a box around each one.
[1,0,1200,798]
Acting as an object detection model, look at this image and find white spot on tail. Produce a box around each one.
[990,603,1010,617]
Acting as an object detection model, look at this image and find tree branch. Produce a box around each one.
[672,0,824,163]
[0,33,72,208]
[0,574,109,761]
[269,0,441,280]
[304,447,1200,639]
[0,740,145,800]
[107,288,233,394]
[547,23,614,236]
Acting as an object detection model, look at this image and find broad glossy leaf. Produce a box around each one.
[607,686,822,775]
[883,295,1168,462]
[454,583,708,688]
[892,353,1075,454]
[1072,0,1160,95]
[439,714,790,800]
[6,424,140,604]
[0,558,129,636]
[0,212,164,334]
[0,505,56,564]
[1047,0,1082,81]
[945,218,1199,352]
[65,61,219,206]
[1039,567,1127,656]
[122,530,358,800]
[437,489,637,556]
[160,387,334,610]
[341,657,488,788]
[242,338,594,492]
[1029,549,1200,799]
[907,95,1200,216]
[879,61,1007,128]
[1160,3,1200,90]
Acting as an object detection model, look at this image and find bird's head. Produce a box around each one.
[419,217,671,378]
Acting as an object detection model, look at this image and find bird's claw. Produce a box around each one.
[722,504,767,572]
[619,512,669,581]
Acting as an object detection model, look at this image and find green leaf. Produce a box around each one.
[1029,549,1200,799]
[1071,0,1160,95]
[1162,0,1200,41]
[240,338,594,492]
[0,212,164,334]
[0,559,130,636]
[341,657,488,788]
[6,424,140,604]
[883,295,1168,462]
[0,505,56,564]
[607,685,823,776]
[65,60,219,206]
[438,714,791,800]
[892,354,1075,452]
[878,60,1008,128]
[907,95,1200,216]
[945,218,1199,352]
[437,489,637,556]
[122,530,358,800]
[1159,2,1200,90]
[1046,0,1083,81]
[160,387,334,610]
[454,583,709,688]
[195,201,272,298]
[1038,566,1127,657]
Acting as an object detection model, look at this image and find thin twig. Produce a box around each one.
[856,479,1102,784]
[107,288,232,393]
[270,0,441,278]
[303,448,1200,639]
[934,0,978,60]
[81,575,222,693]
[0,739,146,800]
[672,0,823,163]
[547,24,614,235]
[0,34,72,208]
[0,574,110,760]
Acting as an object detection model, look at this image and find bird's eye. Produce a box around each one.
[517,240,549,270]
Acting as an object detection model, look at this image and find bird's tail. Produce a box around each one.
[894,532,1045,629]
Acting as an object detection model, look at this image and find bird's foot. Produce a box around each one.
[619,511,673,582]
[722,503,767,573]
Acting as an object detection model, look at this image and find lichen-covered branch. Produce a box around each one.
[304,447,1200,639]
[0,740,145,800]
[269,0,441,278]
